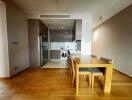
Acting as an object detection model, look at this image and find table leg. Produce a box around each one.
[76,66,79,95]
[104,65,112,93]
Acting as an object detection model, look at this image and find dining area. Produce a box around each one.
[68,54,113,95]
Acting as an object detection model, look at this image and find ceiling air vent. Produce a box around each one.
[40,14,71,18]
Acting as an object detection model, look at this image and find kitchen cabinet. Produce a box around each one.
[72,21,76,41]
[28,19,48,67]
[50,30,73,42]
[75,20,82,40]
[70,20,82,41]
[50,50,60,59]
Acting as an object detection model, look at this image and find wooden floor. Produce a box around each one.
[0,68,132,100]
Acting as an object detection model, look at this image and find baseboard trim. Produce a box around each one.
[0,76,10,79]
[10,66,30,78]
[113,68,132,78]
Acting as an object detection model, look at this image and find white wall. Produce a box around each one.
[71,14,92,55]
[81,16,92,55]
[5,0,29,76]
[92,5,132,77]
[0,1,10,77]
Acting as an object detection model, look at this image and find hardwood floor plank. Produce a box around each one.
[0,68,132,100]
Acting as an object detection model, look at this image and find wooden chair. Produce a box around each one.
[99,57,113,75]
[100,57,113,63]
[90,68,103,90]
[68,55,73,76]
[89,55,103,90]
[79,67,91,87]
[69,56,91,88]
[91,54,97,58]
[90,56,113,90]
[69,57,76,87]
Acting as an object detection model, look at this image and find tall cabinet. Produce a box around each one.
[39,21,48,66]
[28,19,48,67]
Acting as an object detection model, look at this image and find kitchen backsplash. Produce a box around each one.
[49,42,75,50]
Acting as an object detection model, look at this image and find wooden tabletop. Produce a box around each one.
[71,54,111,68]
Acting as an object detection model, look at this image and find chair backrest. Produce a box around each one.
[100,57,113,64]
[69,56,76,76]
[99,57,113,74]
[91,55,97,58]
[68,55,71,68]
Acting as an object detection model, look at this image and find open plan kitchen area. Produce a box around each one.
[28,18,82,68]
[40,19,81,68]
[0,0,132,100]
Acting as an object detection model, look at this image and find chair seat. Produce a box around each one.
[89,68,102,73]
[79,68,91,72]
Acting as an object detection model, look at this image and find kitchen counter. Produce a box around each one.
[50,50,61,59]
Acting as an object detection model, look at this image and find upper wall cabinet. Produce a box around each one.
[71,19,82,41]
[75,20,82,40]
[50,30,73,42]
[39,21,48,41]
[72,21,76,41]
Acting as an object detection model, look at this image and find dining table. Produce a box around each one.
[71,54,113,95]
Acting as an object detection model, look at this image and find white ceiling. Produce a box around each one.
[41,19,75,30]
[12,0,132,28]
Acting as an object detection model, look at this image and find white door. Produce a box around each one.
[0,1,10,77]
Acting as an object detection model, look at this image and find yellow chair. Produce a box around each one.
[69,56,91,88]
[90,68,103,90]
[68,55,72,76]
[69,57,76,87]
[90,56,112,90]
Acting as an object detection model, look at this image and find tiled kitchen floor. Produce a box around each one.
[42,60,68,68]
